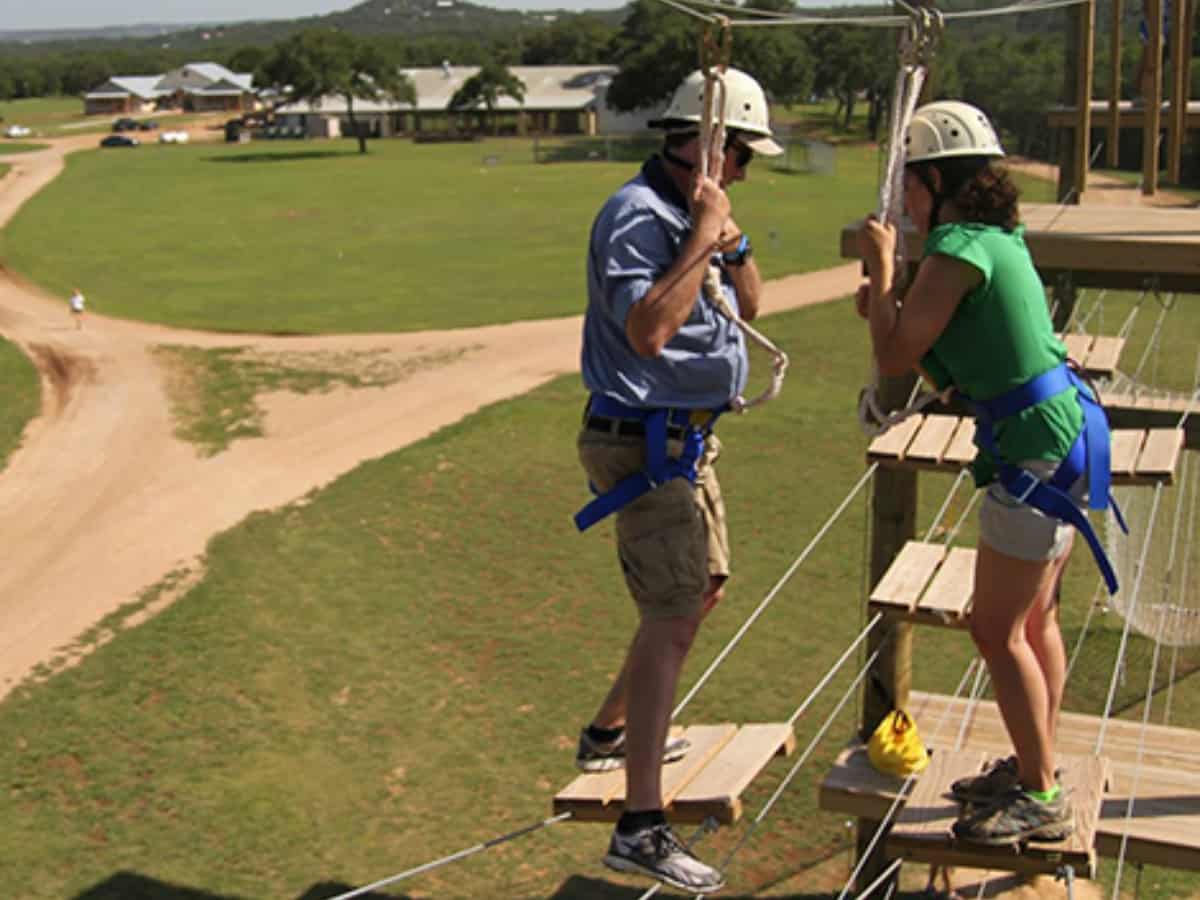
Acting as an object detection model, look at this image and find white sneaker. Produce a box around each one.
[575,728,691,772]
[603,823,725,893]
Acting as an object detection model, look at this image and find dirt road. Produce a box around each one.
[0,136,860,698]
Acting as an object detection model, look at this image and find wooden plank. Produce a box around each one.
[869,541,945,614]
[907,415,961,464]
[917,547,976,626]
[672,723,795,825]
[1097,773,1200,872]
[1082,336,1124,375]
[944,418,977,466]
[889,750,1100,877]
[660,724,738,807]
[1135,428,1183,480]
[1060,333,1095,363]
[1110,430,1145,477]
[819,740,914,820]
[868,414,924,462]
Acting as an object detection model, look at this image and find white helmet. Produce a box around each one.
[649,67,783,157]
[905,100,1005,164]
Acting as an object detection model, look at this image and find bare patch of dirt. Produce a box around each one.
[26,342,96,416]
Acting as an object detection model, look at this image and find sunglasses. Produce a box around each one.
[725,137,755,168]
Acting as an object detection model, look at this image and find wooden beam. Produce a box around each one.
[1143,0,1164,194]
[1108,0,1124,168]
[1167,0,1190,181]
[1075,0,1095,197]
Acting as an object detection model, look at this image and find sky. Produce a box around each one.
[3,0,626,31]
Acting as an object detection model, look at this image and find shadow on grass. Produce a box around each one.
[72,872,413,900]
[208,150,358,164]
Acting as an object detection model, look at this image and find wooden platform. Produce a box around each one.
[867,414,1184,486]
[1057,332,1125,379]
[553,722,795,825]
[819,692,1200,872]
[840,205,1200,292]
[887,749,1107,877]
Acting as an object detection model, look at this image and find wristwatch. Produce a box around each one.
[721,234,752,267]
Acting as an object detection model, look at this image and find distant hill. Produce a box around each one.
[0,0,626,54]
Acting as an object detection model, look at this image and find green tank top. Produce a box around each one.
[918,223,1083,486]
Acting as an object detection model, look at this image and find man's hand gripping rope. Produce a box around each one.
[696,19,789,413]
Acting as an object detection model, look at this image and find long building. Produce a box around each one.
[84,62,256,116]
[273,64,665,138]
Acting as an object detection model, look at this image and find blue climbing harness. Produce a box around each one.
[962,362,1128,594]
[574,394,724,532]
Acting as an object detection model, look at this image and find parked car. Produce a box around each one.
[139,120,159,131]
[4,124,31,138]
[158,130,189,144]
[112,117,140,132]
[100,134,139,148]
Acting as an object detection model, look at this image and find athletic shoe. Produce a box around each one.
[952,787,1074,846]
[950,756,1064,805]
[575,728,691,773]
[603,822,726,893]
[950,755,1019,803]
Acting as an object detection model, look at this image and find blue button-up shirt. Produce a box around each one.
[581,156,748,410]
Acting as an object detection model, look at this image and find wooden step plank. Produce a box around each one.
[869,541,945,614]
[1110,430,1146,477]
[1135,428,1183,481]
[672,723,796,825]
[553,724,735,823]
[868,415,925,462]
[1097,770,1200,872]
[819,740,915,820]
[1060,333,1095,362]
[908,415,961,464]
[916,547,976,626]
[1082,336,1124,375]
[889,750,1101,877]
[944,418,977,466]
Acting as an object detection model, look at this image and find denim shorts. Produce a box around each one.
[978,459,1085,561]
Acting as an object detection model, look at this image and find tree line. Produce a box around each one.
[2,0,1197,166]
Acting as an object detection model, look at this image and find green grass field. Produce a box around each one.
[0,163,9,180]
[0,336,39,471]
[0,141,48,155]
[0,96,114,137]
[0,296,1197,900]
[1,136,884,334]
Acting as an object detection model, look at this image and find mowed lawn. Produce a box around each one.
[1,136,887,334]
[0,297,1197,900]
[0,336,39,470]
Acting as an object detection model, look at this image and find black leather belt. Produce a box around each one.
[585,415,687,441]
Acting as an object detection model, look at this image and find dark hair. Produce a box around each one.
[664,129,699,150]
[910,155,1021,231]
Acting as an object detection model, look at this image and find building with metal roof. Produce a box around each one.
[84,63,257,116]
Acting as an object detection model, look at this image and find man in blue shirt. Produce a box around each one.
[573,68,782,894]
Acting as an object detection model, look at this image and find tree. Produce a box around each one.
[605,0,697,112]
[521,15,616,65]
[261,29,415,154]
[448,60,525,135]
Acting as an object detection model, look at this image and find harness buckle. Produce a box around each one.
[1009,468,1041,503]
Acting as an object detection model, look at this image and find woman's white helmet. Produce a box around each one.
[649,67,783,157]
[905,100,1005,164]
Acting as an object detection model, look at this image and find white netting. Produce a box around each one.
[1105,449,1200,648]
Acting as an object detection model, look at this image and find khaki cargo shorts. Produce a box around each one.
[979,459,1085,561]
[578,428,729,620]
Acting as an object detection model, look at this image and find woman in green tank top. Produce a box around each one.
[856,101,1082,847]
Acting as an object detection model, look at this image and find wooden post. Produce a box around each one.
[856,370,918,894]
[1167,0,1190,182]
[1108,0,1124,168]
[1059,0,1094,201]
[1143,0,1164,194]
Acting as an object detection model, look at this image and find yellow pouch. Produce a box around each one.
[867,709,930,777]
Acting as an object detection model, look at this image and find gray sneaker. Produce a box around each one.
[952,787,1074,846]
[950,755,1019,803]
[603,823,725,893]
[950,756,1064,805]
[575,728,691,773]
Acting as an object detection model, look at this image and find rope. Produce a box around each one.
[923,468,972,542]
[1096,481,1165,754]
[1109,597,1171,900]
[695,22,790,413]
[674,462,879,718]
[1165,450,1199,723]
[653,0,1089,29]
[322,812,574,900]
